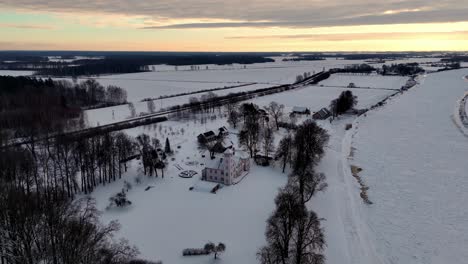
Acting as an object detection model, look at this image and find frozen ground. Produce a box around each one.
[89,117,288,264]
[351,69,468,264]
[318,74,407,90]
[249,85,396,112]
[0,70,34,76]
[55,58,367,102]
[84,83,271,127]
[80,59,468,264]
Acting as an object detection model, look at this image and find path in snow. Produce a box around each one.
[351,69,468,264]
[311,117,384,264]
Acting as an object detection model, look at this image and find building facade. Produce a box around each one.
[201,149,250,185]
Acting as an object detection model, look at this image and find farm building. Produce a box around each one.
[197,130,217,143]
[313,108,332,120]
[291,106,310,115]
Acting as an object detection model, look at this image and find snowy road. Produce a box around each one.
[350,69,468,264]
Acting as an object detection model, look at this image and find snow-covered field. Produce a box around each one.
[57,58,368,102]
[77,59,468,264]
[84,82,272,127]
[90,117,288,264]
[249,85,396,112]
[350,69,468,264]
[0,70,34,76]
[318,74,407,90]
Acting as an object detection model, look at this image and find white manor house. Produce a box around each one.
[202,149,250,185]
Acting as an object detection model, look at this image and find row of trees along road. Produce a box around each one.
[259,120,330,264]
[222,100,330,264]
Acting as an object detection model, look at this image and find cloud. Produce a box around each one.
[226,31,468,41]
[0,23,56,29]
[1,0,468,29]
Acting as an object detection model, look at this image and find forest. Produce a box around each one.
[0,76,127,137]
[0,52,275,77]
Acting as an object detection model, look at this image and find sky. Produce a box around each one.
[0,0,468,52]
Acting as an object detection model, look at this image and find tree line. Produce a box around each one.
[0,125,169,264]
[258,120,330,264]
[30,54,274,77]
[0,76,127,137]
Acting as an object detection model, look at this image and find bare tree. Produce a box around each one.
[262,124,275,159]
[291,210,325,264]
[204,242,226,259]
[128,103,137,118]
[258,185,325,264]
[227,109,240,128]
[147,100,156,113]
[265,102,284,130]
[276,134,293,173]
[239,116,260,158]
[292,120,329,204]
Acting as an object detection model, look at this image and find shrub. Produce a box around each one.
[108,189,132,209]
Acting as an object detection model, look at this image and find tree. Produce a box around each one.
[129,102,137,118]
[147,100,156,113]
[239,119,260,158]
[258,185,325,264]
[265,102,284,130]
[164,138,172,154]
[204,242,226,259]
[264,187,303,264]
[276,135,293,173]
[227,109,240,128]
[330,90,358,117]
[136,134,153,176]
[292,120,329,203]
[291,210,325,264]
[262,124,275,160]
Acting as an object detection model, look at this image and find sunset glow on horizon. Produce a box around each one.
[1,0,468,52]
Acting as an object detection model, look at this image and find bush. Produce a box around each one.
[182,248,210,256]
[108,189,132,209]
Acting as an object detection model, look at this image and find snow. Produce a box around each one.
[89,117,288,264]
[79,58,468,264]
[350,69,468,264]
[55,58,371,102]
[248,85,395,112]
[318,74,408,90]
[83,83,272,127]
[0,70,34,76]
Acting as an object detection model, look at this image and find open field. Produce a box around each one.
[318,73,407,90]
[0,70,34,76]
[86,67,401,264]
[55,58,367,102]
[248,85,396,112]
[351,69,468,263]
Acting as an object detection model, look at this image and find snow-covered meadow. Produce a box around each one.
[89,117,288,264]
[0,70,34,76]
[3,56,462,264]
[318,74,407,90]
[350,69,468,264]
[56,58,368,102]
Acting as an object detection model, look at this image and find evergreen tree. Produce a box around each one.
[165,138,172,154]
